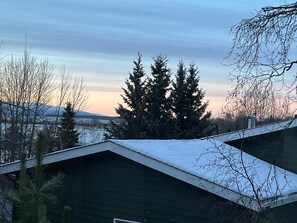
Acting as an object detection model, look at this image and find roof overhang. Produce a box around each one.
[205,118,297,142]
[1,140,297,212]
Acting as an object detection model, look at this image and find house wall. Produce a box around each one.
[45,151,244,223]
[2,148,295,222]
[227,128,297,173]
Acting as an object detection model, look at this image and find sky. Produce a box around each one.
[0,0,280,116]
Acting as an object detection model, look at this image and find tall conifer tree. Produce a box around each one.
[171,63,211,138]
[60,103,79,149]
[11,133,64,223]
[171,61,188,138]
[145,55,173,139]
[109,55,211,139]
[106,53,146,139]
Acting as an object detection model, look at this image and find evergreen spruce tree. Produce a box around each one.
[145,55,174,139]
[171,63,211,138]
[60,103,79,149]
[11,133,64,223]
[106,53,146,139]
[171,61,188,138]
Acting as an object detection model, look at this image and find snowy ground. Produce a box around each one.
[77,126,105,144]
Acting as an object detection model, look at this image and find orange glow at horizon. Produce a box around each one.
[86,90,226,118]
[86,91,122,116]
[205,96,226,117]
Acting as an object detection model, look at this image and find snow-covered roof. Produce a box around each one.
[204,118,297,142]
[1,139,297,212]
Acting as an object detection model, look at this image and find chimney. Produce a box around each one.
[248,116,256,129]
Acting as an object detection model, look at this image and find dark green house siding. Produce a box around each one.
[46,151,241,223]
[227,128,297,173]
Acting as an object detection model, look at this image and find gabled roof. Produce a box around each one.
[1,139,297,212]
[204,118,297,142]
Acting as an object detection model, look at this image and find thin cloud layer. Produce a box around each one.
[0,0,275,115]
[0,0,248,57]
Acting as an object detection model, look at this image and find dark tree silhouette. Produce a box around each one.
[11,133,64,223]
[145,55,174,139]
[107,54,211,139]
[172,62,211,138]
[60,103,79,149]
[106,53,147,139]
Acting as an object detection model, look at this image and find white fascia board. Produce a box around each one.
[42,142,109,165]
[206,119,297,143]
[0,161,23,175]
[108,142,263,212]
[0,142,111,174]
[261,193,297,210]
[1,141,295,211]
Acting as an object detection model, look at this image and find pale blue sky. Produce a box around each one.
[0,0,280,115]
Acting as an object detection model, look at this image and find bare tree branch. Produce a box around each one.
[229,2,297,100]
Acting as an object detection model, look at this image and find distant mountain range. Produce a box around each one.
[42,105,104,117]
[0,102,105,118]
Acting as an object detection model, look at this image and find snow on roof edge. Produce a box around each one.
[109,139,297,212]
[109,139,266,211]
[1,139,297,212]
[204,118,297,142]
